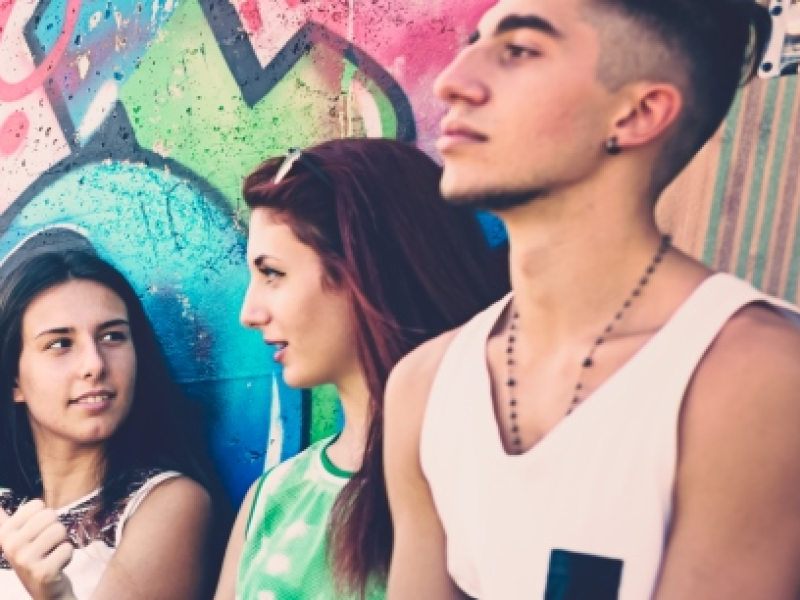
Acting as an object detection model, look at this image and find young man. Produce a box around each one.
[384,1,800,599]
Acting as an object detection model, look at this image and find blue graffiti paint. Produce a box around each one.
[477,212,508,248]
[30,0,179,144]
[0,161,303,504]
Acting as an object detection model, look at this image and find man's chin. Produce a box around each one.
[441,186,541,212]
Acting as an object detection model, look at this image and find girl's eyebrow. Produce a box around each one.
[35,326,73,339]
[254,255,281,268]
[35,319,130,339]
[97,319,130,330]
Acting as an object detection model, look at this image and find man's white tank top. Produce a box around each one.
[420,273,800,600]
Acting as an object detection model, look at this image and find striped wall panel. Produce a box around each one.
[659,75,800,303]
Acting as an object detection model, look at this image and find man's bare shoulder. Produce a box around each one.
[695,302,800,399]
[682,300,800,469]
[659,301,800,599]
[384,326,465,495]
[387,326,463,419]
[396,326,463,381]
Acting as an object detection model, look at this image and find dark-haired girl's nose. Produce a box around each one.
[80,342,107,380]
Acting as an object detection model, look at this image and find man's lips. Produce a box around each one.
[438,121,488,151]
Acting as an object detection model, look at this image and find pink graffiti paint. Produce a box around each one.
[239,0,263,33]
[245,0,492,149]
[0,0,83,102]
[0,109,29,155]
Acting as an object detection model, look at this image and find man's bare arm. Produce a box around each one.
[385,330,469,600]
[654,306,800,600]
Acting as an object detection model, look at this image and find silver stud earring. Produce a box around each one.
[605,136,622,156]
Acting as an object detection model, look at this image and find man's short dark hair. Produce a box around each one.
[586,0,772,192]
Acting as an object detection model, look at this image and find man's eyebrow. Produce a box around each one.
[494,14,563,39]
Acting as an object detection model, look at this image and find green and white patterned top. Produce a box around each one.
[236,436,385,600]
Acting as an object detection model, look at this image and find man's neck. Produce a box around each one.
[501,188,665,349]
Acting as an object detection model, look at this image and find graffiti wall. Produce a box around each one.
[1,0,798,506]
[0,0,495,503]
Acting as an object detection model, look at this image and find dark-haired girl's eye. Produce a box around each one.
[102,331,128,343]
[45,338,72,351]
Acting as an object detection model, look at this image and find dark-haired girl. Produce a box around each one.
[214,138,509,600]
[0,250,221,600]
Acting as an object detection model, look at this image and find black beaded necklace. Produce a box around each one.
[505,235,672,452]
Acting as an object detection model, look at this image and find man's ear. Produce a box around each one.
[609,82,684,150]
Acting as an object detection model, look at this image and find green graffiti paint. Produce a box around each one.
[120,0,329,207]
[120,0,401,211]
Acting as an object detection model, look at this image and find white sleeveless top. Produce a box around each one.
[420,273,800,600]
[0,470,180,600]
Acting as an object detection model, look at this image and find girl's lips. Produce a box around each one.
[267,341,288,363]
[71,396,113,413]
[274,346,287,363]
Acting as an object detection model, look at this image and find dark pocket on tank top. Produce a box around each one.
[543,549,623,600]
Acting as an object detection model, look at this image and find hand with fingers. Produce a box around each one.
[0,500,78,600]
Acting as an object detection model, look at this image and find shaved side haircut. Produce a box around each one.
[583,0,772,192]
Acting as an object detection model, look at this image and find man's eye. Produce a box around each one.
[505,44,539,59]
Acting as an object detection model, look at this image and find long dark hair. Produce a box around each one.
[0,250,223,523]
[243,138,509,597]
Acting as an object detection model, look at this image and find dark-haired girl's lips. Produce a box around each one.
[70,389,115,403]
[70,392,114,413]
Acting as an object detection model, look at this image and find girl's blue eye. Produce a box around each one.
[259,267,286,283]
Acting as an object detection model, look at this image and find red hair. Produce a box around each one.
[243,138,509,597]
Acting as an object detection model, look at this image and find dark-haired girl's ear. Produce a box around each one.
[13,382,24,404]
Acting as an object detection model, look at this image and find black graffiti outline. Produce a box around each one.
[21,0,417,150]
[0,103,235,242]
[198,0,417,141]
